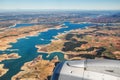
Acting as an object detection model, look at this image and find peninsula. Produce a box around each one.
[36,25,120,60]
[12,55,59,80]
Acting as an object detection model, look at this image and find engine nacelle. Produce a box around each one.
[51,59,120,80]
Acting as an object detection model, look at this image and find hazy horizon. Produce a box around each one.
[0,0,120,10]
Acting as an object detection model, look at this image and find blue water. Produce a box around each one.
[14,23,34,28]
[0,22,93,80]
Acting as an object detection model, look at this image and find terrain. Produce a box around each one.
[13,25,120,80]
[0,11,120,28]
[0,10,120,80]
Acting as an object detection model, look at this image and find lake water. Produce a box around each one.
[9,23,34,28]
[0,22,93,80]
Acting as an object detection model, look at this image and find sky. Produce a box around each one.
[0,0,120,10]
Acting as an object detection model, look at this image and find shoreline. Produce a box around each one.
[0,24,63,51]
[0,53,21,77]
[35,26,91,60]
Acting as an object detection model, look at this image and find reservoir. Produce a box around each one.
[0,22,93,80]
[9,23,35,28]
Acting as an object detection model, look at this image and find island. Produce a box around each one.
[0,53,21,62]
